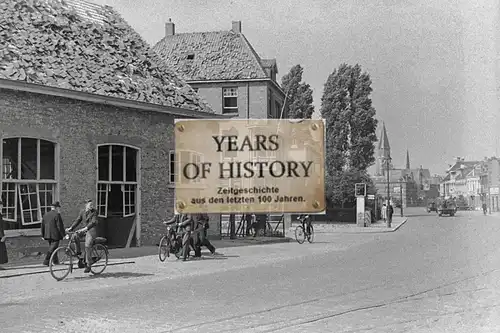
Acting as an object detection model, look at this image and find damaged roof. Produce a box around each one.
[0,0,214,113]
[153,29,274,81]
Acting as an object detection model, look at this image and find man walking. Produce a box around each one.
[41,202,66,266]
[66,199,99,273]
[193,213,216,257]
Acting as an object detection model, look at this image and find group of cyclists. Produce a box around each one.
[163,213,314,261]
[163,212,217,261]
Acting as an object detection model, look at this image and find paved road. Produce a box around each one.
[2,208,500,332]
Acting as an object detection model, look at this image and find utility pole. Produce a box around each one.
[386,156,392,228]
[400,179,404,217]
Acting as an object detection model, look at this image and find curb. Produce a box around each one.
[391,217,408,232]
[299,217,409,234]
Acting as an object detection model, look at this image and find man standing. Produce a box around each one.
[0,200,8,265]
[41,202,65,266]
[388,203,394,225]
[66,199,99,273]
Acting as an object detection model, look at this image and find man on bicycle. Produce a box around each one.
[299,214,312,237]
[66,199,99,273]
[163,213,188,256]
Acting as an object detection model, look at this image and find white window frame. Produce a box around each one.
[169,149,204,185]
[96,144,139,218]
[222,87,238,114]
[0,137,58,228]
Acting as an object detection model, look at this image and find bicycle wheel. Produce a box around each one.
[307,225,314,243]
[295,225,305,244]
[90,244,108,275]
[158,235,170,262]
[49,247,73,281]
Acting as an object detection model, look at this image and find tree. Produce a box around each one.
[326,169,376,208]
[281,64,314,119]
[321,64,378,206]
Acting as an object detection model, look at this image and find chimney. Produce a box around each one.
[165,18,175,36]
[232,21,241,34]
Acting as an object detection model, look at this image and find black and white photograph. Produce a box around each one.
[1,0,500,332]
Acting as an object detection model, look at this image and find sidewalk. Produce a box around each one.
[0,236,291,273]
[289,216,408,234]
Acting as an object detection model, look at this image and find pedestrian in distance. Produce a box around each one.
[381,203,387,222]
[0,200,8,265]
[41,201,66,266]
[388,203,394,224]
[193,213,216,257]
[66,199,99,273]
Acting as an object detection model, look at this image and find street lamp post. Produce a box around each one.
[386,156,392,228]
[400,179,404,217]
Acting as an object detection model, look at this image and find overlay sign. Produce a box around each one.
[174,119,325,214]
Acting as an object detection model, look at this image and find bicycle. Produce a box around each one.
[294,215,314,244]
[158,221,196,261]
[158,222,180,261]
[49,231,109,281]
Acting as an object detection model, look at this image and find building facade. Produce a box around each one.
[0,0,225,255]
[371,123,435,207]
[153,20,286,119]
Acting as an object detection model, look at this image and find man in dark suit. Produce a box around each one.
[41,201,66,266]
[66,199,99,273]
[193,213,216,257]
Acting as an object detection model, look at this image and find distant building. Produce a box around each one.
[371,123,436,207]
[439,158,482,208]
[153,20,285,119]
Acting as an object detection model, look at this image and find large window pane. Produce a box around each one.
[18,183,40,225]
[3,138,18,179]
[97,183,108,217]
[111,146,124,181]
[125,147,137,182]
[124,184,136,216]
[20,138,37,179]
[39,183,54,216]
[1,183,16,220]
[169,151,176,183]
[98,146,110,181]
[108,184,123,216]
[39,140,55,179]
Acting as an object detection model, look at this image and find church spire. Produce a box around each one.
[375,121,391,176]
[378,122,390,150]
[406,149,410,169]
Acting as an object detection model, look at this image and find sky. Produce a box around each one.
[93,0,500,175]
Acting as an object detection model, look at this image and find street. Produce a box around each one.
[2,208,500,332]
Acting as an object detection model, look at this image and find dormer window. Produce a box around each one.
[187,53,195,60]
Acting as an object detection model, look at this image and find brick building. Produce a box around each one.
[153,20,292,235]
[0,0,226,253]
[153,20,286,119]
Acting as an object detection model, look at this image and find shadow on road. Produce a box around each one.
[195,254,240,261]
[0,302,28,308]
[71,272,154,280]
